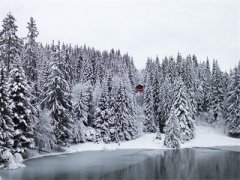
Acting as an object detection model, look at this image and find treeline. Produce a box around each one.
[0,13,140,163]
[143,54,240,148]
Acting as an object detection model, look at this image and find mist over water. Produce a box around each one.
[1,148,240,180]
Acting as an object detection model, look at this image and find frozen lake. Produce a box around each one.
[1,147,240,180]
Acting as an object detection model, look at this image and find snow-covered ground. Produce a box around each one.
[181,124,240,148]
[65,124,240,153]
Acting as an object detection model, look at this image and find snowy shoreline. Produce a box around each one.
[1,124,239,171]
[24,124,240,162]
[66,124,240,152]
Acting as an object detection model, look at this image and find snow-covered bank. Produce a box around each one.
[0,150,25,170]
[181,125,240,148]
[65,125,240,153]
[2,124,239,170]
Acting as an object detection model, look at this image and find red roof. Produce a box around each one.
[135,84,144,92]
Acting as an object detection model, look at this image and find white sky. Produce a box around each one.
[0,0,239,70]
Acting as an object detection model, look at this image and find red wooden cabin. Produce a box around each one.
[135,84,144,93]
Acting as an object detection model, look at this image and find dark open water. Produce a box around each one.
[1,147,240,180]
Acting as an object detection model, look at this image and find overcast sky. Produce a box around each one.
[0,0,239,70]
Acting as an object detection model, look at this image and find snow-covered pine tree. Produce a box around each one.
[113,83,138,142]
[92,74,115,142]
[195,65,205,113]
[171,78,195,143]
[95,59,104,84]
[144,58,153,84]
[226,63,240,135]
[93,82,112,143]
[192,54,198,68]
[161,56,169,79]
[41,42,74,147]
[176,52,183,77]
[8,65,35,153]
[143,75,155,132]
[164,108,181,149]
[158,75,173,132]
[23,17,40,106]
[0,13,22,71]
[73,87,89,143]
[38,44,51,89]
[197,60,212,112]
[152,60,161,132]
[211,60,224,122]
[184,55,197,119]
[61,44,73,86]
[92,80,102,107]
[0,67,14,149]
[24,17,39,82]
[86,84,94,126]
[127,57,136,88]
[221,72,230,120]
[75,50,83,83]
[22,18,41,139]
[81,51,94,84]
[91,49,98,84]
[93,51,102,84]
[35,110,56,150]
[167,56,177,83]
[107,75,118,139]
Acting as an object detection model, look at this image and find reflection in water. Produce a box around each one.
[104,149,240,180]
[1,148,240,180]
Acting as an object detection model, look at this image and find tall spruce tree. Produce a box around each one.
[35,110,56,150]
[93,84,112,143]
[197,60,212,112]
[159,75,173,132]
[143,75,155,132]
[73,88,89,143]
[0,67,14,149]
[113,83,138,142]
[41,42,74,147]
[164,108,181,149]
[171,79,195,143]
[0,13,22,71]
[93,75,115,143]
[152,62,161,132]
[226,63,240,135]
[61,44,73,86]
[23,17,39,99]
[176,52,183,77]
[8,65,35,153]
[211,60,224,122]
